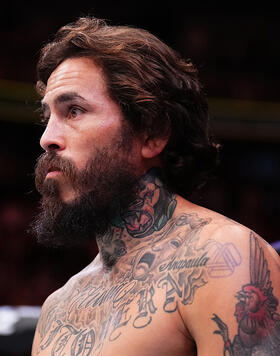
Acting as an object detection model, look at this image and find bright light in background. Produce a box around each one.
[0,306,41,335]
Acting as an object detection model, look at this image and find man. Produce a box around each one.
[31,16,280,355]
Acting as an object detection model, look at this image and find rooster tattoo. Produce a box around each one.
[212,233,280,355]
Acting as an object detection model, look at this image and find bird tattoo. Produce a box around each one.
[212,232,280,355]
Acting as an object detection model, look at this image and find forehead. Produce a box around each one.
[44,57,109,102]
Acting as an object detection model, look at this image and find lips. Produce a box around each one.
[48,166,61,173]
[45,166,62,179]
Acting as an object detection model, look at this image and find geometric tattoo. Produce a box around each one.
[212,232,280,355]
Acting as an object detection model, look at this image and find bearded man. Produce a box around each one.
[31,16,280,356]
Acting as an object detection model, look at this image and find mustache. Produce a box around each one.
[35,152,78,193]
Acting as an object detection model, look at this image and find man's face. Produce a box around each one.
[32,57,143,247]
[39,56,141,201]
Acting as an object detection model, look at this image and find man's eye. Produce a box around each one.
[68,106,84,119]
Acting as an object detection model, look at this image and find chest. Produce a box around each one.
[35,277,196,356]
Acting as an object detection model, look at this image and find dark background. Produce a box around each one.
[0,3,280,355]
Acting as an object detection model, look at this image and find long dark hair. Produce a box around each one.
[36,16,219,198]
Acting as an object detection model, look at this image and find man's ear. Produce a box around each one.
[141,135,169,159]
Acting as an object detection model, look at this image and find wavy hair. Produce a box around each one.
[36,16,219,198]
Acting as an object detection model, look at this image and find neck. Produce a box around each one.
[96,168,177,270]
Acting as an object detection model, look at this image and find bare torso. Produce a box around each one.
[32,200,204,355]
[32,198,280,356]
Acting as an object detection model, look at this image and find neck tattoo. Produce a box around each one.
[97,169,177,269]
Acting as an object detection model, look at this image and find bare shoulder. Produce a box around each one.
[176,195,279,260]
[173,196,280,355]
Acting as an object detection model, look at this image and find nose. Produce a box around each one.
[40,118,66,152]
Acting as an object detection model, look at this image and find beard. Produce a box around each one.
[30,130,139,248]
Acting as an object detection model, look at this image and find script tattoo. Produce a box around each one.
[212,233,280,355]
[35,213,242,355]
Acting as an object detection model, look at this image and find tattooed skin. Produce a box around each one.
[121,172,177,238]
[34,208,243,355]
[96,169,178,268]
[212,233,280,355]
[33,170,259,355]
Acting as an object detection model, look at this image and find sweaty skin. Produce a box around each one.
[32,58,280,356]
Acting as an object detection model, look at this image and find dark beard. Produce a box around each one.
[30,137,138,248]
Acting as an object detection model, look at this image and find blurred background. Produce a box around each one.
[0,3,280,355]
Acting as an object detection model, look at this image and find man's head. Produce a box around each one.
[32,57,148,247]
[32,16,219,247]
[36,16,219,198]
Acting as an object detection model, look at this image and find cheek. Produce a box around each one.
[68,140,95,170]
[81,120,122,148]
[67,129,117,170]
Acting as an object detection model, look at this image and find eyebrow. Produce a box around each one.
[41,92,87,112]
